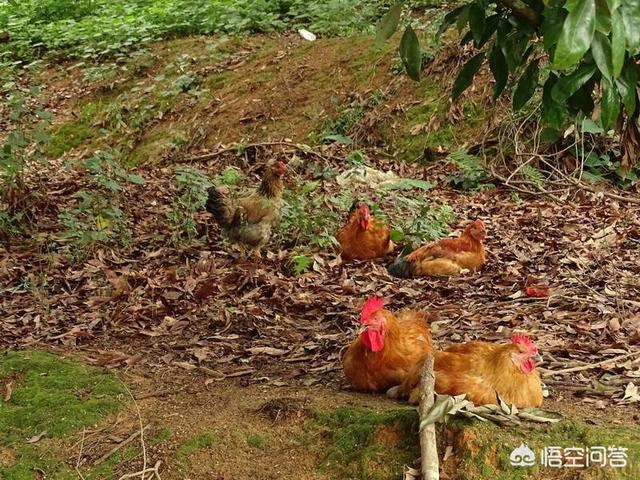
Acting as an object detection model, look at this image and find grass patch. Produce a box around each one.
[176,432,216,459]
[47,102,102,158]
[247,433,268,449]
[0,350,125,479]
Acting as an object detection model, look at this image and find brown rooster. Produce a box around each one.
[387,219,486,277]
[387,333,543,408]
[205,160,285,258]
[336,202,394,260]
[342,295,433,392]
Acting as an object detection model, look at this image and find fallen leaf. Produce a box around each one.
[26,431,47,444]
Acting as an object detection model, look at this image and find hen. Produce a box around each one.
[336,202,394,260]
[342,296,433,392]
[388,333,543,408]
[205,160,285,258]
[387,219,486,278]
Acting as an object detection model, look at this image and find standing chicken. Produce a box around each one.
[387,219,486,277]
[342,296,433,392]
[388,333,543,408]
[205,160,285,258]
[336,202,394,260]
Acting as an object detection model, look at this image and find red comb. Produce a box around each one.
[511,333,537,353]
[360,295,384,324]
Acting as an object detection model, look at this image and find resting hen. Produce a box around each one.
[205,160,285,258]
[387,219,486,277]
[342,296,433,392]
[336,202,394,260]
[388,333,543,408]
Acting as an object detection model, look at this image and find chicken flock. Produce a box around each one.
[205,160,544,409]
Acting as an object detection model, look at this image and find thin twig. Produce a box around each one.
[540,350,640,376]
[93,424,151,466]
[418,354,439,480]
[121,382,147,479]
[75,428,86,480]
[118,461,162,480]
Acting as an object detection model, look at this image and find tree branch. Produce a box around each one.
[419,354,439,480]
[500,0,541,26]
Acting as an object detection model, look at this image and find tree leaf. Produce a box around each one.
[542,1,568,59]
[611,10,625,77]
[601,78,621,131]
[551,63,597,102]
[399,25,422,81]
[616,58,638,115]
[513,60,540,110]
[542,74,569,129]
[468,3,486,45]
[489,42,508,99]
[620,0,640,55]
[437,5,467,38]
[375,4,402,47]
[595,0,612,33]
[591,31,613,80]
[451,52,485,100]
[554,0,596,69]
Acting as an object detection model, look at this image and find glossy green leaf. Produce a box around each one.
[489,42,508,99]
[607,0,621,11]
[616,59,638,115]
[620,0,640,54]
[551,63,597,102]
[611,10,625,77]
[469,3,486,45]
[595,0,612,33]
[542,74,569,129]
[600,78,620,131]
[505,33,530,72]
[591,31,613,80]
[452,52,485,100]
[478,14,500,48]
[513,60,540,110]
[399,25,422,81]
[554,0,596,69]
[375,4,402,47]
[542,2,568,58]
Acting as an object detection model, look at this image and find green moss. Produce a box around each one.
[0,350,125,479]
[177,432,216,458]
[312,407,419,480]
[46,103,100,158]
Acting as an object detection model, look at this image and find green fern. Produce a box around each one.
[520,164,545,187]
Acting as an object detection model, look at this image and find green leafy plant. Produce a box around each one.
[58,150,144,261]
[0,85,52,236]
[448,150,494,191]
[379,0,640,175]
[166,166,212,245]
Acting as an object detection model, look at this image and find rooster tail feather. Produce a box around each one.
[387,257,413,278]
[205,187,231,229]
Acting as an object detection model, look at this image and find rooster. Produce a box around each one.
[205,160,285,258]
[387,333,543,408]
[342,296,433,392]
[336,202,394,260]
[387,219,486,277]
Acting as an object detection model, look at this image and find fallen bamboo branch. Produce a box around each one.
[419,354,439,480]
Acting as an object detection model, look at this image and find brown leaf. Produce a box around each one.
[3,382,12,402]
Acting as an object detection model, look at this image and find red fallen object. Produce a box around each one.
[526,285,550,298]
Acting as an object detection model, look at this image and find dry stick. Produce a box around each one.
[121,382,148,480]
[93,425,151,466]
[75,428,87,480]
[540,350,640,377]
[419,354,439,480]
[181,141,330,163]
[118,461,162,480]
